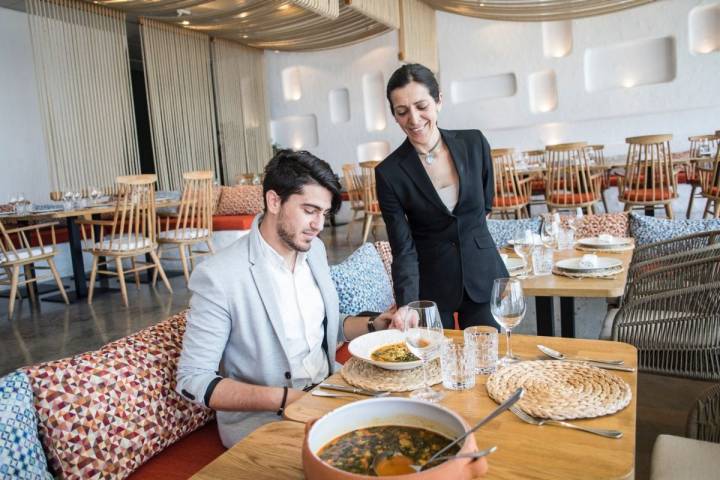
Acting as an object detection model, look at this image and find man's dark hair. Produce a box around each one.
[262,149,342,214]
[386,63,440,115]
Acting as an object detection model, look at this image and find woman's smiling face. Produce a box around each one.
[389,81,442,150]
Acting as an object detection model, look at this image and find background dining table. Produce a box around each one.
[192,332,638,480]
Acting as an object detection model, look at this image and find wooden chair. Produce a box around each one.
[545,142,602,214]
[341,163,365,243]
[686,135,719,218]
[619,134,678,218]
[78,174,172,306]
[359,161,384,244]
[522,149,547,212]
[697,140,720,218]
[491,148,531,218]
[585,144,610,213]
[155,171,215,285]
[0,219,68,316]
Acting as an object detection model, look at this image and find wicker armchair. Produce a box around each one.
[687,383,720,443]
[631,230,720,264]
[611,282,720,380]
[627,242,720,287]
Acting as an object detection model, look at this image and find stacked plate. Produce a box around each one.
[575,236,634,252]
[554,256,623,278]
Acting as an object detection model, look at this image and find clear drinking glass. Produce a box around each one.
[513,229,534,272]
[531,246,554,276]
[464,326,498,374]
[440,338,476,390]
[491,278,526,367]
[404,300,445,403]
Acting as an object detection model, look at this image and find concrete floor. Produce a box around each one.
[1,183,716,479]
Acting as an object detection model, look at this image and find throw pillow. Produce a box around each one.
[487,217,542,247]
[575,213,630,239]
[373,241,394,288]
[331,243,394,316]
[24,311,215,480]
[0,371,53,480]
[629,212,720,245]
[215,185,264,215]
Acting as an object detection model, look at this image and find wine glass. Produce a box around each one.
[404,300,445,403]
[513,229,533,272]
[540,214,559,249]
[490,278,526,366]
[89,187,101,204]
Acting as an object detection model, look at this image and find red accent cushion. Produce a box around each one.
[531,179,545,194]
[548,192,597,204]
[621,189,674,201]
[127,421,225,480]
[216,186,264,215]
[24,311,215,479]
[212,215,255,231]
[340,191,350,202]
[493,195,526,207]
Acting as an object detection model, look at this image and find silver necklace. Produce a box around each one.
[417,135,442,165]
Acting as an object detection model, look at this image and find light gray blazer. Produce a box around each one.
[176,214,343,447]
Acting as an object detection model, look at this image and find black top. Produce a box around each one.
[375,129,509,311]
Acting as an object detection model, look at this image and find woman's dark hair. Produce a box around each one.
[386,63,440,115]
[262,149,342,215]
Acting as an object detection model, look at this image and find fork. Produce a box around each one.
[509,406,623,439]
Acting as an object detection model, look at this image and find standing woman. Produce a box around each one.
[375,63,508,329]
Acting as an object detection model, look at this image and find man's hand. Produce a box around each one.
[374,306,412,331]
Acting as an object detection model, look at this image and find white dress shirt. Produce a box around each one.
[257,232,329,385]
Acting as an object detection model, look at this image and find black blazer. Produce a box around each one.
[375,129,509,312]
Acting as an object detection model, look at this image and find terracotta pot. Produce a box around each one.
[302,397,489,479]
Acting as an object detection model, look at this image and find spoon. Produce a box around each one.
[537,344,624,365]
[371,387,524,476]
[372,446,497,475]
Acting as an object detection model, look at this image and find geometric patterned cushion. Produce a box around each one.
[486,217,542,247]
[23,311,214,480]
[0,371,53,480]
[331,243,394,316]
[215,185,264,215]
[575,213,630,239]
[373,241,394,292]
[629,212,720,245]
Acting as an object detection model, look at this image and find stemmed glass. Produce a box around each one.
[513,229,534,274]
[404,300,445,403]
[491,278,526,367]
[541,214,559,249]
[89,187,102,205]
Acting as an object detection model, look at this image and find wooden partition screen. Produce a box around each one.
[399,0,438,72]
[140,18,220,191]
[26,0,140,195]
[211,39,272,182]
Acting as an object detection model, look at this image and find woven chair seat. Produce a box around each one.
[158,228,209,240]
[0,246,54,263]
[622,188,674,201]
[93,235,153,252]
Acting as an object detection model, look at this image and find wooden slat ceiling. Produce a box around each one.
[420,0,656,22]
[94,0,394,51]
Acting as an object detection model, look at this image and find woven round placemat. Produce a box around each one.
[341,357,441,392]
[552,265,624,279]
[486,360,632,420]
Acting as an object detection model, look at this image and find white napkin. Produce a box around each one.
[597,234,614,243]
[579,254,598,268]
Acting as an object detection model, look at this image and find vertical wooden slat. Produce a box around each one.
[398,0,438,72]
[345,0,400,29]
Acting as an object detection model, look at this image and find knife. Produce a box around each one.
[318,383,389,397]
[583,362,635,372]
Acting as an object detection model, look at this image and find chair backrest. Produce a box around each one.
[359,161,381,214]
[107,174,158,248]
[689,134,719,159]
[545,142,599,206]
[622,134,678,200]
[698,138,720,198]
[522,150,545,166]
[491,148,527,202]
[625,253,720,303]
[170,171,214,239]
[686,383,720,442]
[342,163,364,210]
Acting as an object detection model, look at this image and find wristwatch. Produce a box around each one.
[367,315,378,332]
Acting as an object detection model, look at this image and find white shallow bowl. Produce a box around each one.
[348,330,424,371]
[503,257,525,271]
[555,256,622,272]
[576,236,633,248]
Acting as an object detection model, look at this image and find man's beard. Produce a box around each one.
[277,217,311,253]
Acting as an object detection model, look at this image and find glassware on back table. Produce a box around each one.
[513,229,533,271]
[404,300,445,403]
[491,278,526,367]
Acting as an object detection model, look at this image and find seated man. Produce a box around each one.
[177,149,401,447]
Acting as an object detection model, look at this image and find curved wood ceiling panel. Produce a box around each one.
[95,0,392,50]
[421,0,656,22]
